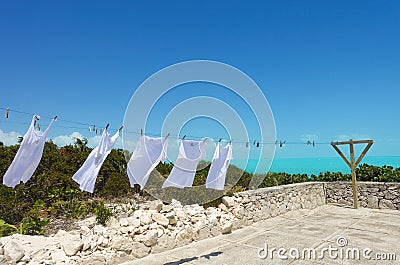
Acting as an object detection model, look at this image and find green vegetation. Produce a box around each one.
[0,219,17,237]
[0,139,399,236]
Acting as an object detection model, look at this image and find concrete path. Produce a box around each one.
[123,205,400,264]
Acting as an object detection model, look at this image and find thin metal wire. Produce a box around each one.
[0,106,370,146]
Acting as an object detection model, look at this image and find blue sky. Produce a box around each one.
[0,0,399,159]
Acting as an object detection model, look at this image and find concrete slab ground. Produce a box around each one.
[123,205,400,265]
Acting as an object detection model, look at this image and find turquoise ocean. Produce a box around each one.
[234,156,400,175]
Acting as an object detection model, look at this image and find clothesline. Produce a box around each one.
[2,118,233,193]
[0,106,332,146]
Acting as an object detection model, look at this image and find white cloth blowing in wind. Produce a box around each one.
[72,128,119,193]
[3,115,56,188]
[162,139,206,188]
[127,135,168,189]
[206,142,233,190]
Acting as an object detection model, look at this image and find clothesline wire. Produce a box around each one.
[0,106,363,146]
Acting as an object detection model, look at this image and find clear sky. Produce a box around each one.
[0,0,399,159]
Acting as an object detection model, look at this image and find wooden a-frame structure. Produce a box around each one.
[331,139,374,209]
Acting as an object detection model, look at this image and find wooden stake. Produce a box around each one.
[331,139,374,209]
[349,139,358,209]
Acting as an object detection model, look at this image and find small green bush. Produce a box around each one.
[18,200,49,235]
[95,201,113,226]
[0,219,17,237]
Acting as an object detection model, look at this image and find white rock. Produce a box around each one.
[110,236,134,253]
[221,222,233,234]
[130,218,141,229]
[119,218,129,227]
[101,237,109,247]
[175,209,187,221]
[152,213,169,227]
[120,226,134,234]
[171,199,182,208]
[20,254,31,263]
[97,236,105,246]
[93,225,107,235]
[222,196,236,208]
[157,228,164,238]
[55,229,69,237]
[161,204,173,213]
[106,217,120,229]
[4,240,25,263]
[130,242,150,259]
[218,203,229,212]
[143,230,158,247]
[31,249,51,262]
[51,249,67,263]
[148,200,163,212]
[80,225,90,234]
[166,213,177,225]
[140,214,153,226]
[133,209,144,219]
[62,238,83,256]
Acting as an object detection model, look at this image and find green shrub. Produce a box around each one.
[18,200,49,235]
[0,219,17,237]
[95,201,113,226]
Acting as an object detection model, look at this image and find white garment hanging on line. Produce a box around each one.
[127,135,168,189]
[162,139,206,188]
[72,128,119,193]
[3,115,56,188]
[205,143,233,190]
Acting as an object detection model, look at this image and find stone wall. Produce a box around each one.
[324,181,400,210]
[230,182,326,229]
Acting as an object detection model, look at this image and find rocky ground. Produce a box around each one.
[0,197,239,265]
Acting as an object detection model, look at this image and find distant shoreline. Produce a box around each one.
[232,156,400,175]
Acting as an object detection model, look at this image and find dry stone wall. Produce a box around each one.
[324,181,400,210]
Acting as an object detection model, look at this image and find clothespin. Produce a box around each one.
[100,129,103,134]
[34,114,40,120]
[219,138,222,143]
[165,133,170,138]
[118,125,124,132]
[5,107,9,118]
[253,140,256,145]
[229,140,232,144]
[275,140,278,145]
[182,135,186,140]
[95,128,98,134]
[37,123,41,131]
[93,125,96,133]
[105,123,109,130]
[279,140,286,148]
[256,142,260,147]
[313,141,315,147]
[246,142,249,148]
[89,127,92,132]
[53,116,58,121]
[141,129,143,136]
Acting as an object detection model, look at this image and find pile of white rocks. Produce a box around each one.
[0,198,239,265]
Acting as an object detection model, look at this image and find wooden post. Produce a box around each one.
[331,139,374,209]
[349,139,358,209]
